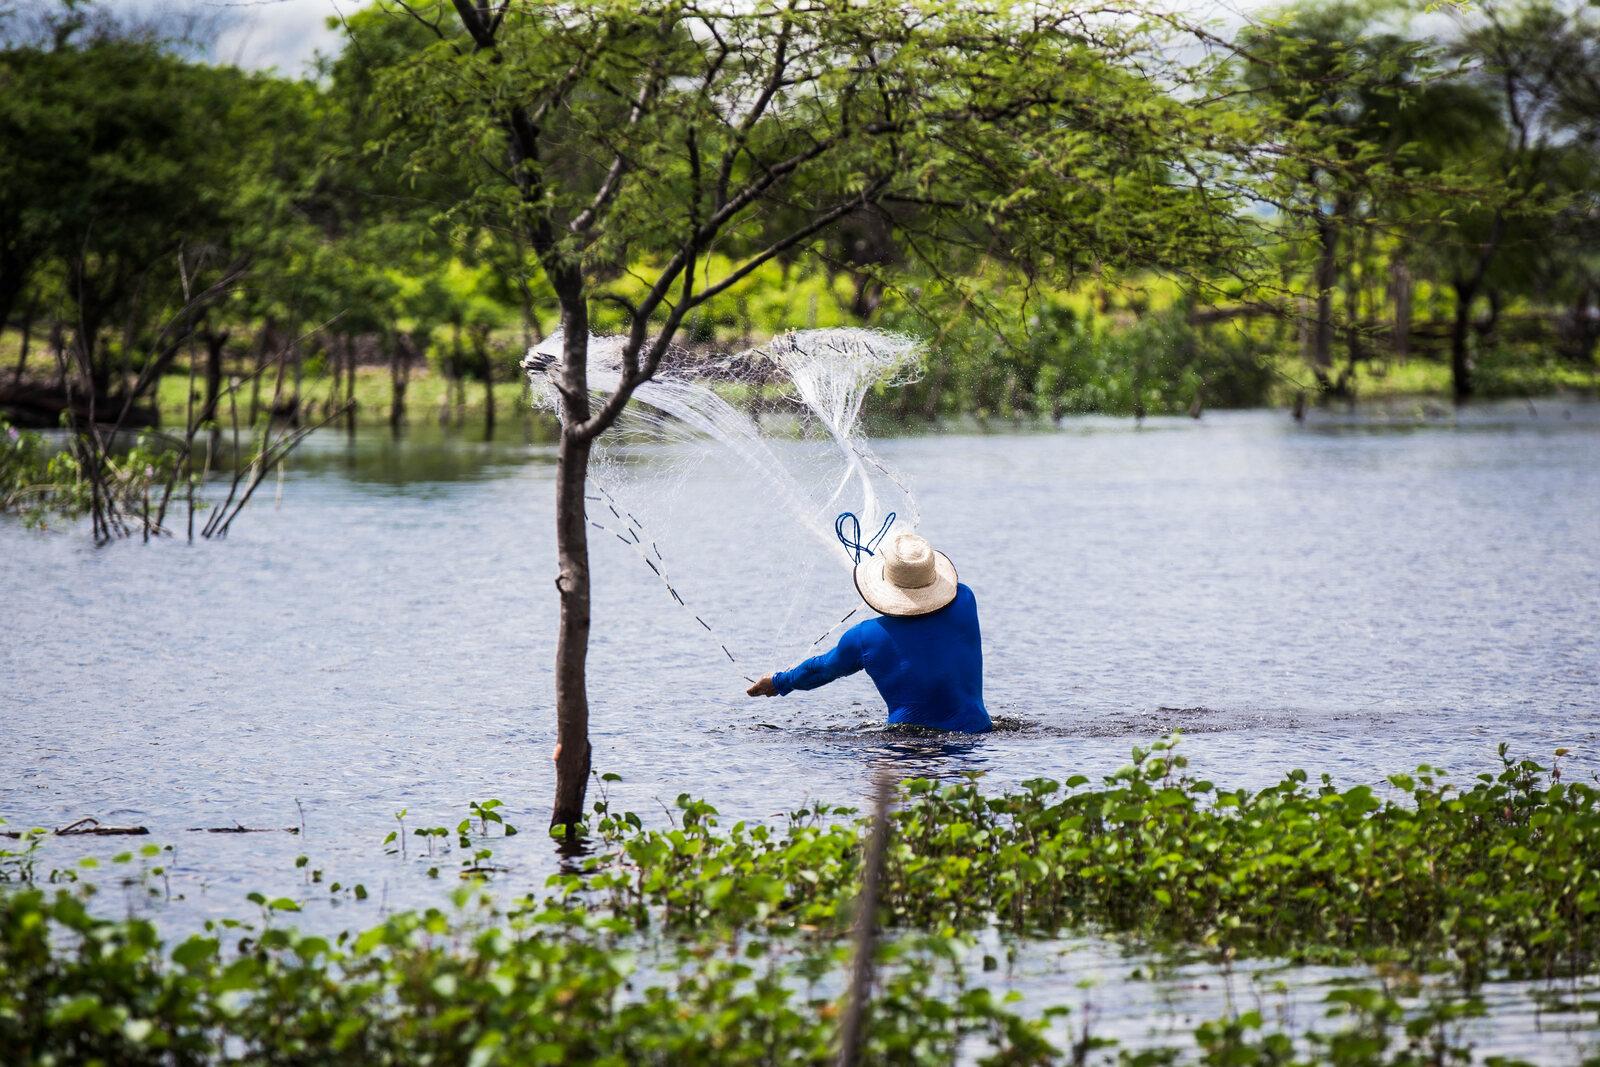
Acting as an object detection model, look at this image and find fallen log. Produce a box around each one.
[186,825,299,834]
[0,381,158,429]
[1,817,149,838]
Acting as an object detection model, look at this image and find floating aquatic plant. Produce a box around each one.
[2,744,1592,1063]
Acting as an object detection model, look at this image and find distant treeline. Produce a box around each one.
[1,0,1597,438]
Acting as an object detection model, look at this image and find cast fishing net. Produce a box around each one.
[523,328,923,681]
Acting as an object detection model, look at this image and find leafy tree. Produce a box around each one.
[1449,2,1600,378]
[1238,5,1491,391]
[0,4,357,539]
[350,0,1266,828]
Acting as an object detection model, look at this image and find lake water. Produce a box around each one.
[3,398,1598,1059]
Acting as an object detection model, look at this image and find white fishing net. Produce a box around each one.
[524,328,923,682]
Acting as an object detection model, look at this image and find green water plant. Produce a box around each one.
[0,885,1065,1066]
[580,739,1600,984]
[0,820,47,883]
[0,420,185,532]
[383,807,408,858]
[0,879,1528,1066]
[3,750,1583,1064]
[468,798,517,837]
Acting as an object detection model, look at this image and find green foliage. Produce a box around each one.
[0,34,260,357]
[0,884,1058,1066]
[0,420,176,528]
[2,749,1577,1064]
[876,299,1277,420]
[7,0,1600,453]
[582,739,1600,985]
[0,422,86,525]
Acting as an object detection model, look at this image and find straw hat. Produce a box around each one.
[853,531,958,617]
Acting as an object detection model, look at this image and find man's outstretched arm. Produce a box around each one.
[747,629,864,697]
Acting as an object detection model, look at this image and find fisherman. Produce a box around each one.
[747,530,991,733]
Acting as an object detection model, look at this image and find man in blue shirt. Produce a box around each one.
[746,531,991,733]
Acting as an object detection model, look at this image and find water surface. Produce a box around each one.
[3,400,1598,1058]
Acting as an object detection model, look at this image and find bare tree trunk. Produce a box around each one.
[1340,241,1362,390]
[477,330,496,441]
[268,324,290,424]
[442,322,461,427]
[290,338,304,427]
[50,320,66,391]
[248,322,269,425]
[11,296,35,384]
[1449,276,1477,403]
[1556,285,1600,364]
[1449,213,1505,404]
[328,331,344,419]
[66,326,113,542]
[453,341,468,427]
[1296,295,1313,361]
[344,334,357,438]
[1311,203,1340,388]
[1389,254,1412,362]
[199,325,228,426]
[551,313,593,835]
[390,329,411,434]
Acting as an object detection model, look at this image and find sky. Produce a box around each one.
[119,0,1273,77]
[205,0,349,73]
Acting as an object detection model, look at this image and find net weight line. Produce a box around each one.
[584,486,751,682]
[583,484,864,682]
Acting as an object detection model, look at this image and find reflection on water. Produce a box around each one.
[799,721,994,782]
[3,399,1598,1057]
[284,424,557,488]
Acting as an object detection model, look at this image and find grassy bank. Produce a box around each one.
[2,740,1593,1064]
[147,365,547,436]
[7,322,1597,440]
[139,351,1597,434]
[1263,351,1600,408]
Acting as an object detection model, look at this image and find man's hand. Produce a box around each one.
[746,675,777,697]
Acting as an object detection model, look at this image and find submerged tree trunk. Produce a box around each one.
[551,313,593,834]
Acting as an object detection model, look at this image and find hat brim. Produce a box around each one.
[853,551,959,617]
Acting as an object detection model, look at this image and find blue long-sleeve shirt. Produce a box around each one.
[773,583,991,733]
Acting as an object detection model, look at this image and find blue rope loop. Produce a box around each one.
[834,510,896,564]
